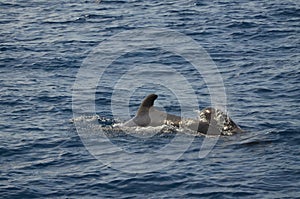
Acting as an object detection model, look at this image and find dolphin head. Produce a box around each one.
[200,107,244,134]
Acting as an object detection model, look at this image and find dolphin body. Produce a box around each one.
[124,94,243,135]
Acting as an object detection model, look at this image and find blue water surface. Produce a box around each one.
[1,0,300,198]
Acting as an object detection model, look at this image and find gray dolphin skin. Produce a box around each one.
[124,94,243,135]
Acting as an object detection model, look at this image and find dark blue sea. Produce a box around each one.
[1,0,300,198]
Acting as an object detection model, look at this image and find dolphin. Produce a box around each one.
[124,94,243,135]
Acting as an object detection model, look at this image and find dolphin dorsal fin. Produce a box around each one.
[140,94,157,108]
[136,94,157,116]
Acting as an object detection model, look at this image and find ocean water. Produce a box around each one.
[1,0,300,198]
